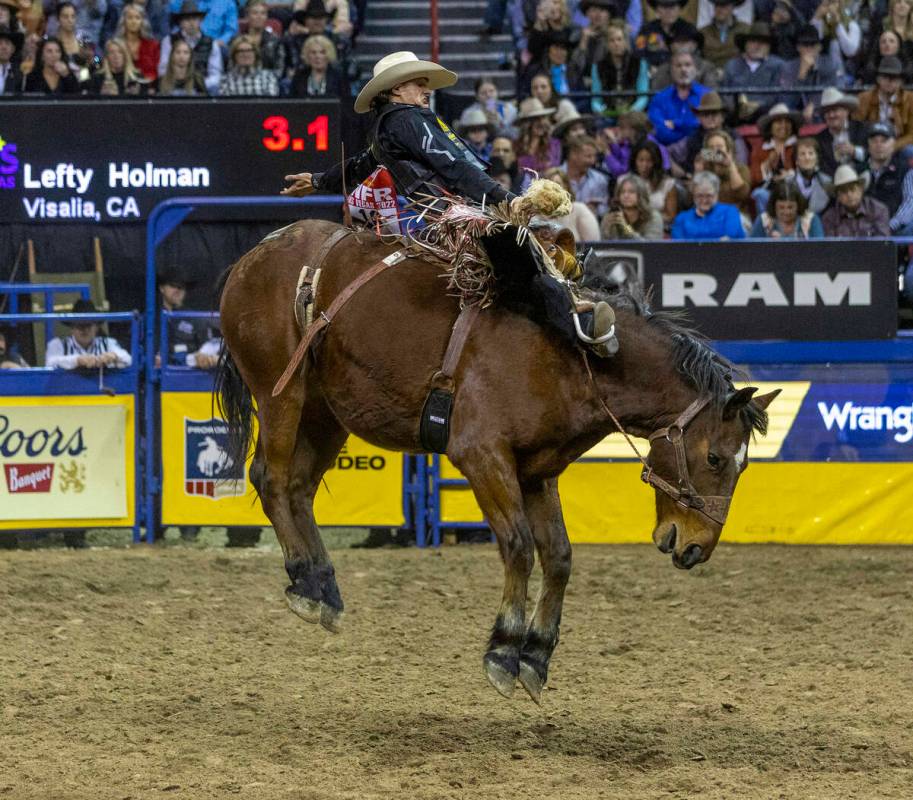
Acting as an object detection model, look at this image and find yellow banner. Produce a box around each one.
[0,396,134,529]
[438,458,913,545]
[160,392,405,527]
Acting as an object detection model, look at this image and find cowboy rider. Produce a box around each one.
[282,51,616,357]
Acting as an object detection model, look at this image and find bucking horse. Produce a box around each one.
[215,216,779,702]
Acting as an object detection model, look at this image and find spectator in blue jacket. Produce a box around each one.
[170,0,236,48]
[648,50,709,146]
[672,171,746,239]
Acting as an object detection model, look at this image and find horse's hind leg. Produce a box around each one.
[453,446,535,699]
[253,390,330,625]
[517,478,572,704]
[287,397,348,633]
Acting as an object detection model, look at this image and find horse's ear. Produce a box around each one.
[722,387,758,420]
[751,389,781,411]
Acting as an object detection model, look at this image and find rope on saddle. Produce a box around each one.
[271,247,409,397]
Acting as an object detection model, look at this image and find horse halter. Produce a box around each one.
[641,396,732,528]
[579,351,732,528]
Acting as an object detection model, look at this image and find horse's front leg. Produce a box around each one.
[518,478,572,704]
[456,450,535,699]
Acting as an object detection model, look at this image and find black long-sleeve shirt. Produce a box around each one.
[313,102,515,205]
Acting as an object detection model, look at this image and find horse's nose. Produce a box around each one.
[658,525,676,554]
[674,544,703,570]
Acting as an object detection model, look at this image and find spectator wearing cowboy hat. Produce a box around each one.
[46,299,132,370]
[778,25,839,120]
[514,97,562,179]
[167,0,237,48]
[821,164,891,236]
[457,107,496,161]
[635,0,701,68]
[722,21,784,121]
[750,102,801,188]
[672,90,749,173]
[649,27,719,91]
[648,49,711,145]
[814,86,866,176]
[854,55,913,151]
[858,28,913,86]
[570,0,613,83]
[551,104,595,146]
[158,0,223,94]
[0,25,22,93]
[700,0,751,69]
[693,0,754,30]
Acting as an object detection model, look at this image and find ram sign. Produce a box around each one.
[591,240,897,339]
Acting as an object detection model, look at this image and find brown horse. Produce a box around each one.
[216,218,779,702]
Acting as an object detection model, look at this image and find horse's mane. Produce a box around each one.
[584,283,769,436]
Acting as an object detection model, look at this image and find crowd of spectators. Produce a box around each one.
[0,0,356,96]
[5,0,913,245]
[466,0,913,243]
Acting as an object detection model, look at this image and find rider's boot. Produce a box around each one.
[576,301,618,358]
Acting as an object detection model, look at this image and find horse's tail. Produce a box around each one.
[214,266,255,470]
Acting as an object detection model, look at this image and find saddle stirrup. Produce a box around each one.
[572,312,616,345]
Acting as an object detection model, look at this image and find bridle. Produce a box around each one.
[580,353,733,527]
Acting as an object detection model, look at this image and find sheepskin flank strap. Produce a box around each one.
[272,248,408,397]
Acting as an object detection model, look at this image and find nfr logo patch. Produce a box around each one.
[184,418,245,499]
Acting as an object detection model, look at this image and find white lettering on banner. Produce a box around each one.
[663,273,872,307]
[794,273,871,306]
[817,401,913,443]
[725,274,789,306]
[662,274,719,306]
[5,464,53,493]
[108,163,210,189]
[22,163,93,193]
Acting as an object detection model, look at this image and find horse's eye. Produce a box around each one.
[707,452,721,469]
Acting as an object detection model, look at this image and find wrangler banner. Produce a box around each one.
[160,392,404,527]
[0,396,134,528]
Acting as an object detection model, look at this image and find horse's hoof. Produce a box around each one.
[484,655,517,698]
[285,589,321,624]
[319,603,343,634]
[518,660,545,705]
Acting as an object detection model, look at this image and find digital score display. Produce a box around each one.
[262,114,330,152]
[0,99,341,223]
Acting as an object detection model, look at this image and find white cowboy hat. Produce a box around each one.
[819,86,858,112]
[551,105,596,139]
[354,51,457,114]
[515,97,556,122]
[457,107,496,135]
[833,164,866,190]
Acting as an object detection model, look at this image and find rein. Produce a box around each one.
[579,350,731,527]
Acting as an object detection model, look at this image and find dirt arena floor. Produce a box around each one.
[1,542,911,800]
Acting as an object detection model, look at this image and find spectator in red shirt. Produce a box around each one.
[116,1,160,82]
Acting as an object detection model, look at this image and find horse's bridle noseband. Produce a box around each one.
[641,396,732,527]
[580,352,732,528]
